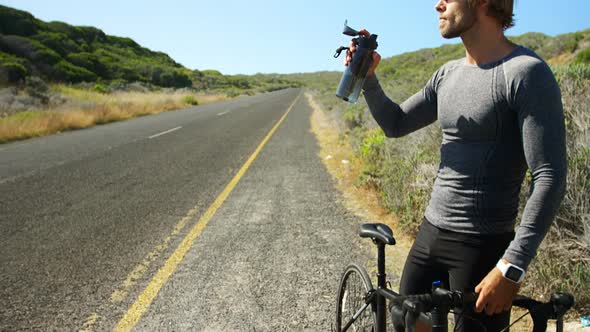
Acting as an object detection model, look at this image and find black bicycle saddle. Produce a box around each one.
[359,223,396,245]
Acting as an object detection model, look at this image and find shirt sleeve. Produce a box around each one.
[502,61,568,271]
[362,70,439,137]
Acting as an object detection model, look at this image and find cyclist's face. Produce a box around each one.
[435,0,477,39]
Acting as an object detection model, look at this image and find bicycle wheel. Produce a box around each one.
[335,263,377,332]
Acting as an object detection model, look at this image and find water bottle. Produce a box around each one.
[334,20,378,103]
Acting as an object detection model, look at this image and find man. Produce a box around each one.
[345,0,567,330]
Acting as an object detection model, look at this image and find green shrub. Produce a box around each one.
[93,83,109,94]
[52,60,97,82]
[574,48,590,64]
[226,88,241,98]
[0,5,40,36]
[78,26,107,43]
[0,35,62,64]
[358,129,386,187]
[0,61,28,83]
[67,52,101,72]
[182,95,199,105]
[32,31,81,56]
[342,104,364,130]
[25,76,48,98]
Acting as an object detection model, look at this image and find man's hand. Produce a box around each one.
[344,29,381,77]
[475,264,520,315]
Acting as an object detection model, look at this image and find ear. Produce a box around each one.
[473,0,490,18]
[476,0,490,12]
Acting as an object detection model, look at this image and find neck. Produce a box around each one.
[461,22,515,65]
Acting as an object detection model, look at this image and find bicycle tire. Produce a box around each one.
[335,263,377,332]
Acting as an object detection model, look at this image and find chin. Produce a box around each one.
[440,30,460,39]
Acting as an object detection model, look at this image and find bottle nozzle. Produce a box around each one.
[342,19,360,36]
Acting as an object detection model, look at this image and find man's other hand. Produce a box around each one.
[474,266,520,315]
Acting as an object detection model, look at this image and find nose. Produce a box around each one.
[435,0,445,13]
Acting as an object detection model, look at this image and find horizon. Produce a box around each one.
[2,1,589,75]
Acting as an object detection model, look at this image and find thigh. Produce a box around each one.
[399,220,448,295]
[444,232,514,332]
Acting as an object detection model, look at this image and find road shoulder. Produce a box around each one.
[306,92,412,289]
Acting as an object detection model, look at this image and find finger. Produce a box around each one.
[349,39,357,48]
[367,52,381,76]
[475,284,483,293]
[475,297,485,313]
[358,28,371,38]
[344,51,352,66]
[486,304,497,316]
[494,305,504,314]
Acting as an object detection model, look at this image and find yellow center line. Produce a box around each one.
[114,92,301,332]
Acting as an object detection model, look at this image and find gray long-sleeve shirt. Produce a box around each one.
[363,46,567,270]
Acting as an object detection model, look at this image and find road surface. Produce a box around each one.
[0,88,375,331]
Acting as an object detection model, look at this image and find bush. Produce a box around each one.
[78,26,107,43]
[67,52,101,73]
[574,48,590,64]
[0,35,62,64]
[32,31,81,56]
[0,61,28,83]
[342,104,364,130]
[93,83,109,94]
[25,76,49,101]
[358,129,386,188]
[0,5,40,36]
[52,60,97,82]
[182,95,199,105]
[226,88,241,98]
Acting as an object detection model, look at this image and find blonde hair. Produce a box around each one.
[469,0,515,30]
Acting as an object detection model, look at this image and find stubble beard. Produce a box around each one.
[440,7,477,39]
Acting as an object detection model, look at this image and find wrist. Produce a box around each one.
[496,259,526,284]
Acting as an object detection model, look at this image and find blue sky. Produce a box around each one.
[3,0,590,75]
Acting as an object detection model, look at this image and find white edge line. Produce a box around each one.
[148,126,182,139]
[217,111,229,116]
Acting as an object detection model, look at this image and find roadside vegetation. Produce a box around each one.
[296,28,590,314]
[0,79,228,143]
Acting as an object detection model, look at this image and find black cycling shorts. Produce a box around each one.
[399,217,515,332]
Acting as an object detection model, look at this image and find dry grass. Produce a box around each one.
[0,85,227,143]
[307,91,413,288]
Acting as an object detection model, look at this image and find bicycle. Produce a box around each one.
[335,223,575,332]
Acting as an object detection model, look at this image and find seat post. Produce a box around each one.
[377,243,386,288]
[375,242,387,332]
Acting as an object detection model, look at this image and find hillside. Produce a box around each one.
[0,5,194,87]
[0,5,299,93]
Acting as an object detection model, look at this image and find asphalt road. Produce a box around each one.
[0,88,373,331]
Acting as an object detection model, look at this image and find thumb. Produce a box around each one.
[475,294,485,312]
[358,28,371,38]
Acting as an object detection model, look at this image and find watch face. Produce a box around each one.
[506,266,523,281]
